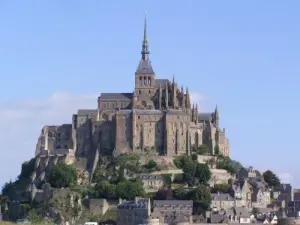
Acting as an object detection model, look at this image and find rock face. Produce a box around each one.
[32,17,230,184]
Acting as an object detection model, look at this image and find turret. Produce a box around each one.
[192,103,195,122]
[181,85,185,109]
[165,82,169,109]
[172,75,177,109]
[185,87,191,109]
[159,84,162,109]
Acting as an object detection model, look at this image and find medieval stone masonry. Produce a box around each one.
[33,17,230,182]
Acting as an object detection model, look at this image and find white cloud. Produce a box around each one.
[0,92,97,187]
[278,172,293,184]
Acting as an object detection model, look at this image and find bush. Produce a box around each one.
[19,158,35,179]
[173,174,184,183]
[161,174,172,187]
[144,160,157,170]
[196,145,209,155]
[48,163,77,188]
[93,181,116,199]
[115,180,145,200]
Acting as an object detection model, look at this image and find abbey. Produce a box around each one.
[33,17,229,182]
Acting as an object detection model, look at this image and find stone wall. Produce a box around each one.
[209,169,234,187]
[88,199,109,216]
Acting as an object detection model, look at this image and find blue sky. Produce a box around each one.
[0,1,300,187]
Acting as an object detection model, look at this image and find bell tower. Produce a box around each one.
[134,14,156,109]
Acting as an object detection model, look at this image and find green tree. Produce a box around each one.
[155,188,173,200]
[230,160,243,172]
[173,174,184,183]
[27,209,41,223]
[197,145,209,155]
[1,181,16,199]
[195,163,211,184]
[144,160,157,170]
[19,158,35,179]
[216,156,236,175]
[173,156,186,169]
[161,174,172,187]
[255,170,261,177]
[214,145,220,155]
[48,163,77,188]
[263,170,280,187]
[212,183,230,193]
[116,180,145,200]
[93,181,116,199]
[182,157,197,186]
[173,188,189,200]
[188,185,211,210]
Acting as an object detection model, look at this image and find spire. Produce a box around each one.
[141,12,149,61]
[215,105,219,119]
[136,12,154,74]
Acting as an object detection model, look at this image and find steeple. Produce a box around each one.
[136,13,154,74]
[142,13,149,61]
[215,105,219,119]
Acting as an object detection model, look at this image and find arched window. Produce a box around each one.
[144,77,147,85]
[148,77,151,85]
[139,77,142,85]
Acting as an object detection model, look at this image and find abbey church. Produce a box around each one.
[33,17,230,182]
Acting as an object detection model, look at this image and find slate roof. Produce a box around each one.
[117,198,149,209]
[199,112,214,121]
[77,109,97,115]
[210,213,227,223]
[118,109,164,115]
[136,59,154,74]
[211,193,234,201]
[153,200,193,206]
[99,93,133,101]
[155,79,170,87]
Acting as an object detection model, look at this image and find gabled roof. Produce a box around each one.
[99,93,133,101]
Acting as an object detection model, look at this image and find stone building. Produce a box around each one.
[251,187,271,208]
[137,174,164,193]
[152,200,193,225]
[33,16,230,183]
[237,166,257,179]
[210,193,235,211]
[117,197,151,225]
[273,184,293,208]
[230,179,253,208]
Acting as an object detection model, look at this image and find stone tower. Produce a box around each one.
[134,15,156,109]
